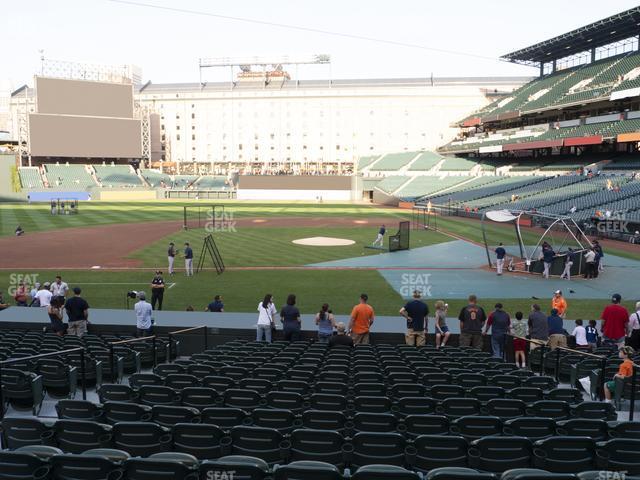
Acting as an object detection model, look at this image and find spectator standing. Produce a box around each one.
[434,301,450,349]
[35,283,53,308]
[628,302,640,351]
[50,276,69,298]
[47,295,65,336]
[13,281,28,306]
[547,308,567,350]
[257,294,277,343]
[150,270,165,311]
[584,248,597,279]
[167,242,176,275]
[561,248,575,280]
[511,311,528,368]
[349,293,375,345]
[494,243,506,275]
[483,303,511,359]
[280,294,302,342]
[328,322,354,348]
[552,290,568,318]
[528,304,549,350]
[315,303,336,343]
[134,292,153,337]
[0,291,8,311]
[399,290,429,347]
[184,242,194,276]
[572,319,589,350]
[458,294,486,349]
[64,287,89,337]
[601,294,629,347]
[604,346,635,403]
[586,320,600,350]
[29,282,41,306]
[206,295,224,312]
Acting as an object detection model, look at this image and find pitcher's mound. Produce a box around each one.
[292,236,355,246]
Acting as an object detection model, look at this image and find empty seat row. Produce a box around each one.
[4,416,640,472]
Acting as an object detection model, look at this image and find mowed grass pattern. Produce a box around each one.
[0,201,411,237]
[131,226,450,267]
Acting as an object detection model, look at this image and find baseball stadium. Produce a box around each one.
[1,3,640,480]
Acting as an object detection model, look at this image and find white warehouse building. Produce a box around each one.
[137,76,529,173]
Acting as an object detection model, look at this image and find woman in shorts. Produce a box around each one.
[434,300,450,349]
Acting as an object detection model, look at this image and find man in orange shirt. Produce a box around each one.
[604,346,635,402]
[349,293,375,345]
[551,290,568,319]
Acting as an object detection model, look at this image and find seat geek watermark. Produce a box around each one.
[206,210,237,233]
[400,273,433,297]
[7,273,40,296]
[598,471,627,480]
[597,212,630,234]
[204,470,236,480]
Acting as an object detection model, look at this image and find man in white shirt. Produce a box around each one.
[628,301,640,350]
[35,283,53,307]
[134,292,153,337]
[50,276,69,297]
[571,319,589,349]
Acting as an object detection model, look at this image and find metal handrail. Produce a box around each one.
[167,325,208,363]
[0,346,88,419]
[108,335,157,383]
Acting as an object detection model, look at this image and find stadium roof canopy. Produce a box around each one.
[501,7,640,66]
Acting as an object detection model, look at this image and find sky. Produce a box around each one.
[3,0,640,90]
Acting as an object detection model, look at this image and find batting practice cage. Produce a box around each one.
[389,221,410,252]
[182,205,225,230]
[481,210,593,277]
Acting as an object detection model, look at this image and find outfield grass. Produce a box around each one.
[0,201,411,237]
[131,226,449,267]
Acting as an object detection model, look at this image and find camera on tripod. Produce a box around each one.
[127,290,139,299]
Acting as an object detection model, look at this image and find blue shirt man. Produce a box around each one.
[543,248,555,263]
[207,296,224,312]
[547,309,564,335]
[495,245,506,260]
[184,245,193,259]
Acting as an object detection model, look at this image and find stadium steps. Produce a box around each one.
[18,167,44,189]
[406,151,445,172]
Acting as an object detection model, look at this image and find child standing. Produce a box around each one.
[586,320,599,351]
[511,311,528,368]
[604,346,635,403]
[434,300,450,349]
[572,319,589,350]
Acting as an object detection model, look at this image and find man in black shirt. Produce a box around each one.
[328,322,354,348]
[64,287,89,337]
[399,290,429,346]
[151,270,165,310]
[167,242,176,275]
[458,294,487,349]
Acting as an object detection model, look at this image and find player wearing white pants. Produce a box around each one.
[372,225,386,247]
[561,248,575,280]
[184,242,194,276]
[494,243,506,275]
[167,242,176,275]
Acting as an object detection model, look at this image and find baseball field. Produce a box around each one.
[0,200,638,318]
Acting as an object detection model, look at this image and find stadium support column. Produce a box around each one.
[539,62,544,78]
